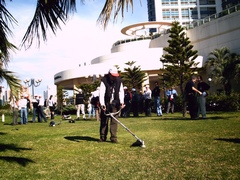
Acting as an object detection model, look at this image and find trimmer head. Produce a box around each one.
[131,140,146,148]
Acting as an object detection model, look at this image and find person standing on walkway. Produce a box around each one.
[99,66,125,143]
[197,75,210,119]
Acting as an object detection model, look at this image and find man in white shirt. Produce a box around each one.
[144,85,152,116]
[38,95,47,122]
[99,67,125,143]
[18,94,28,124]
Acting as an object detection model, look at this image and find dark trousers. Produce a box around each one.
[99,107,118,141]
[132,101,139,117]
[38,106,47,122]
[187,94,198,119]
[145,99,152,116]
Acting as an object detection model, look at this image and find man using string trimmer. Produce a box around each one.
[98,66,145,148]
[98,66,125,143]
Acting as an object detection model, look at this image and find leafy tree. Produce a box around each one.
[160,21,199,93]
[160,21,199,116]
[204,47,240,95]
[76,80,101,102]
[56,85,68,115]
[121,61,147,91]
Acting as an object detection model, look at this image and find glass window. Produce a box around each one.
[199,0,215,5]
[200,7,216,18]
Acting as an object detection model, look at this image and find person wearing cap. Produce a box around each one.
[75,88,86,120]
[18,94,28,124]
[144,84,152,116]
[131,88,139,117]
[99,66,125,143]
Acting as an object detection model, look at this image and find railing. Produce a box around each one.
[112,3,240,47]
[112,29,170,47]
[187,3,240,29]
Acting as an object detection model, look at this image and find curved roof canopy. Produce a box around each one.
[121,21,172,36]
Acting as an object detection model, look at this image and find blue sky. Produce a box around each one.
[2,0,148,97]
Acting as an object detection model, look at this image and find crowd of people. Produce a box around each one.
[10,94,56,125]
[9,67,210,145]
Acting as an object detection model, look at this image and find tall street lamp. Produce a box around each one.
[24,79,42,98]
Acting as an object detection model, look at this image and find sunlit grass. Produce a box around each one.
[0,112,239,179]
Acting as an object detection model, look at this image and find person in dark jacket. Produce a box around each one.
[75,89,86,120]
[131,88,139,117]
[99,67,125,143]
[184,75,202,119]
[121,86,131,117]
[197,75,210,119]
[152,82,162,116]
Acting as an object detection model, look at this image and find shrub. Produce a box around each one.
[206,92,240,111]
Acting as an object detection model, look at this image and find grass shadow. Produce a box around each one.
[0,143,34,166]
[0,132,7,135]
[151,116,226,121]
[0,143,32,152]
[215,138,240,144]
[151,117,189,121]
[64,136,99,142]
[0,156,35,166]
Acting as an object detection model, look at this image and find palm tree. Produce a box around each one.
[204,47,239,95]
[121,61,147,91]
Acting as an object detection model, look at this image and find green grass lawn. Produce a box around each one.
[0,112,239,179]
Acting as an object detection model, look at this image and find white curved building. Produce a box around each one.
[54,6,240,93]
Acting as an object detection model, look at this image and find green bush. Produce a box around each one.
[162,92,240,112]
[0,104,12,116]
[206,92,240,111]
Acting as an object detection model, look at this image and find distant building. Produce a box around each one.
[54,3,240,94]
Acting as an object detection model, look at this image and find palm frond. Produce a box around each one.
[0,68,21,99]
[0,1,18,65]
[97,0,133,29]
[21,0,77,49]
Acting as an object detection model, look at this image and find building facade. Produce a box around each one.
[54,3,240,95]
